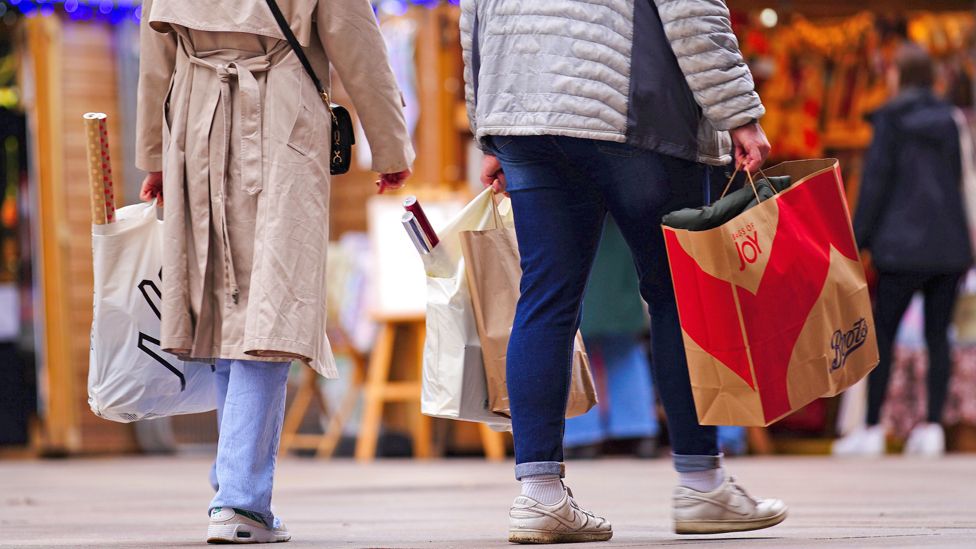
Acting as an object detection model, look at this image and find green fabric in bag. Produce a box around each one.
[661,176,792,231]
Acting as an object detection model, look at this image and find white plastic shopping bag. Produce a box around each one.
[421,188,511,428]
[89,202,216,422]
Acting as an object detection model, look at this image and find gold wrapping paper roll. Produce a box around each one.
[83,112,115,225]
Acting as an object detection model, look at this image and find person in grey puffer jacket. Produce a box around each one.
[461,0,787,543]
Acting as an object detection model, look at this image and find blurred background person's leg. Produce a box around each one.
[904,272,965,456]
[564,335,659,459]
[834,272,918,456]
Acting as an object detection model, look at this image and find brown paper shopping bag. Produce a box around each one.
[460,196,597,419]
[663,159,879,426]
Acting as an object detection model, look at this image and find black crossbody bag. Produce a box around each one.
[265,0,355,175]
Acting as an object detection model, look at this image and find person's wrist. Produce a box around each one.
[732,119,759,131]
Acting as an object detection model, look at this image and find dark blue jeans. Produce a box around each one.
[487,135,720,479]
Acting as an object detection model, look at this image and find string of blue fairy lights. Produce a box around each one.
[0,0,460,26]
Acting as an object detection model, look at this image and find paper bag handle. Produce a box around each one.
[718,165,776,203]
[489,191,505,230]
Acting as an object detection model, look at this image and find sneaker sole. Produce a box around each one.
[207,523,291,544]
[674,508,787,535]
[508,529,613,544]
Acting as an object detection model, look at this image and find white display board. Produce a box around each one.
[366,195,465,318]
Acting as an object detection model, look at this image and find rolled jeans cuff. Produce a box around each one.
[672,453,723,473]
[514,461,565,480]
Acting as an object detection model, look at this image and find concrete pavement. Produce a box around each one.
[1,455,974,548]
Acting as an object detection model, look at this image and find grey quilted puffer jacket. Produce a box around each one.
[460,0,765,166]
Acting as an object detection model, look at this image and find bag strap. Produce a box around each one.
[719,165,775,203]
[264,0,335,110]
[489,192,508,230]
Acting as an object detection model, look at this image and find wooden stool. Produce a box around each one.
[478,424,507,461]
[355,315,432,460]
[279,327,366,458]
[353,314,509,461]
[747,427,774,455]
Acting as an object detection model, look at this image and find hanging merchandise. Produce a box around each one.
[0,133,19,341]
[740,12,884,159]
[740,11,976,160]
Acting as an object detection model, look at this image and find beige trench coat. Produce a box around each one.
[135,0,415,378]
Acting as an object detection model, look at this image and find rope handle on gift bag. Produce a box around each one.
[718,164,777,203]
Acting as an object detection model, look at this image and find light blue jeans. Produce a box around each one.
[208,359,290,527]
[564,335,659,448]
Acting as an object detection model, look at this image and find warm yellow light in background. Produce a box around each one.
[760,8,779,29]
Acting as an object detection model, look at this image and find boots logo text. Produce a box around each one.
[831,318,869,371]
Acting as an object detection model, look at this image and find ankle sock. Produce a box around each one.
[520,474,566,505]
[678,467,725,492]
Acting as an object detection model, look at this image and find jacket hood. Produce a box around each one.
[870,88,957,141]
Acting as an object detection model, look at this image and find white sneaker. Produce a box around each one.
[509,486,612,544]
[832,425,886,457]
[207,507,291,544]
[904,423,945,457]
[673,477,787,535]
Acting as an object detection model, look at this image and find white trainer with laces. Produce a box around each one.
[904,423,946,457]
[207,507,291,544]
[508,486,613,544]
[831,425,886,457]
[673,477,787,535]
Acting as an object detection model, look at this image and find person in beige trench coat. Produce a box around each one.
[135,0,414,543]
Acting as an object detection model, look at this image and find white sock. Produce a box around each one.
[520,474,566,505]
[678,468,725,492]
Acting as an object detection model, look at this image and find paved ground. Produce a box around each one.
[1,455,974,548]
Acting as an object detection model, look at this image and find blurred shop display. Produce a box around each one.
[0,0,470,456]
[724,4,976,454]
[733,7,975,215]
[0,34,35,447]
[3,0,142,455]
[2,0,975,458]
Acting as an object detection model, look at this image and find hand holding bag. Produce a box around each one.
[265,0,355,175]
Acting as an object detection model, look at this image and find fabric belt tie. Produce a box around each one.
[187,50,277,306]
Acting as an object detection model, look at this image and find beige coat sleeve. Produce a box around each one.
[316,0,415,174]
[135,0,177,173]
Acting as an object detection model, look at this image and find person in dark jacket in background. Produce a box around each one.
[838,43,974,457]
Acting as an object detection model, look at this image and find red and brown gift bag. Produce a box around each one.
[663,159,879,426]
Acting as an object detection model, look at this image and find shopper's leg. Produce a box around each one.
[209,359,290,526]
[867,273,919,426]
[590,148,719,467]
[921,273,963,423]
[564,339,608,449]
[603,334,659,440]
[210,360,232,492]
[494,136,606,478]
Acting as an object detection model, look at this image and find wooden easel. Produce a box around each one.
[353,313,508,461]
[354,314,432,460]
[279,326,366,458]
